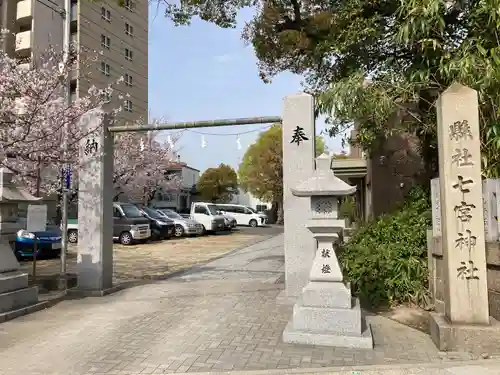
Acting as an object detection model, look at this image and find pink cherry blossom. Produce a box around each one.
[1,45,180,204]
[113,131,181,203]
[0,46,121,194]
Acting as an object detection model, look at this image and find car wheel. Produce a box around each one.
[119,231,133,245]
[249,219,258,227]
[14,251,23,261]
[174,225,184,237]
[201,225,206,235]
[68,229,78,243]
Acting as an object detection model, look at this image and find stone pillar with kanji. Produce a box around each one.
[282,153,373,348]
[76,109,114,294]
[430,83,500,355]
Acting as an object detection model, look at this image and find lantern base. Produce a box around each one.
[283,321,373,349]
[283,296,373,349]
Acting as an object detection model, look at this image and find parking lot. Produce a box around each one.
[20,225,283,288]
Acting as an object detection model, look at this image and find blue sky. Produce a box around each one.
[148,5,345,173]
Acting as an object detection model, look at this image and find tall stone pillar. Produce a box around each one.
[430,83,500,354]
[76,110,114,293]
[282,93,316,299]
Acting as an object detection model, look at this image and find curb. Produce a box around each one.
[171,359,500,375]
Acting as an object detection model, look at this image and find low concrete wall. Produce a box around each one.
[427,229,500,319]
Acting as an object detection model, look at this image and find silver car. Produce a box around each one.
[155,209,204,237]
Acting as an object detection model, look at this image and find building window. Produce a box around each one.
[124,48,133,61]
[100,34,110,49]
[124,100,133,112]
[124,74,132,87]
[69,80,77,102]
[100,6,110,22]
[19,24,30,32]
[100,61,110,76]
[124,0,134,11]
[125,22,134,37]
[99,90,111,103]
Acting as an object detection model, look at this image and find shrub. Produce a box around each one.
[338,186,431,309]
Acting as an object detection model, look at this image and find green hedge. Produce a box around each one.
[339,187,431,308]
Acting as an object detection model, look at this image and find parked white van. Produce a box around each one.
[215,204,267,227]
[190,202,227,233]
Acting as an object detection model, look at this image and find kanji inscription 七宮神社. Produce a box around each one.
[457,260,479,280]
[455,229,477,252]
[452,175,473,197]
[449,122,480,281]
[454,200,475,225]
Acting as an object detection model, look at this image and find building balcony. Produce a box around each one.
[16,0,33,21]
[15,30,32,53]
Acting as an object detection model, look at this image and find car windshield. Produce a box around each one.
[206,204,219,215]
[142,207,163,219]
[164,210,182,219]
[120,204,143,218]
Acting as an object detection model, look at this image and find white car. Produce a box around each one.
[215,204,267,227]
[190,202,226,233]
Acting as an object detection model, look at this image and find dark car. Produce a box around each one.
[113,202,151,245]
[138,206,175,241]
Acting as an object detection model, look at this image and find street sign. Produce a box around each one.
[27,204,47,233]
[63,165,71,189]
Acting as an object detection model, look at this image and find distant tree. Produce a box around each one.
[315,136,327,157]
[238,125,325,224]
[197,163,238,203]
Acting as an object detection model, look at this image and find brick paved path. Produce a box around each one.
[0,235,479,375]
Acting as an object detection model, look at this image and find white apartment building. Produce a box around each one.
[148,162,201,213]
[230,189,272,212]
[0,0,148,124]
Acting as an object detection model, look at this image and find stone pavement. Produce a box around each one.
[0,234,489,375]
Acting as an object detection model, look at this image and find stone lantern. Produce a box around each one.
[0,168,43,321]
[282,153,373,348]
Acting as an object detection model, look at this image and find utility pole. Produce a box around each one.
[59,0,71,290]
[1,0,10,53]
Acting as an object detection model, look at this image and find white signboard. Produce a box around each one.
[430,178,441,237]
[27,204,47,233]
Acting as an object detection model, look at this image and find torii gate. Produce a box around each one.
[75,93,316,300]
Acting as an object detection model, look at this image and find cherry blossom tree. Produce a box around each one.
[0,45,122,195]
[113,131,181,204]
